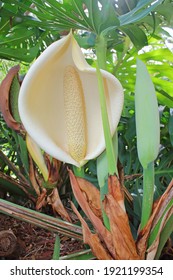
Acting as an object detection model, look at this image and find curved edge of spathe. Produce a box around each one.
[18,33,81,167]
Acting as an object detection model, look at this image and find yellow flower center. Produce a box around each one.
[63,65,87,163]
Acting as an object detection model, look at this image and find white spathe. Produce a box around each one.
[18,32,124,167]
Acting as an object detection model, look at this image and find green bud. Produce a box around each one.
[135,59,160,169]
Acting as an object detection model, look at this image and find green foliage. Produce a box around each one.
[52,235,60,260]
[0,0,173,259]
[0,0,170,62]
[0,118,33,196]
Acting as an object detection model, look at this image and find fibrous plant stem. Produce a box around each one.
[141,161,154,229]
[95,34,118,230]
[95,33,118,177]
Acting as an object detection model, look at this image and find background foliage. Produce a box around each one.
[0,0,173,258]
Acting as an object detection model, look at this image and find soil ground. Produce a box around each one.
[0,213,84,260]
[0,213,172,260]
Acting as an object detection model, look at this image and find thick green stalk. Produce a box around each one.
[73,166,85,178]
[95,34,117,176]
[95,33,107,70]
[95,34,117,230]
[141,162,155,229]
[72,166,85,208]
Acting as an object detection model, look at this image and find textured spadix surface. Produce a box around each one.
[19,32,124,167]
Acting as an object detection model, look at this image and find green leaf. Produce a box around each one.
[12,132,30,177]
[0,27,36,46]
[156,90,173,108]
[139,48,173,63]
[115,0,138,15]
[147,197,173,259]
[168,110,173,146]
[74,32,96,49]
[52,235,60,260]
[92,0,120,34]
[9,0,120,35]
[155,214,173,260]
[119,0,163,26]
[9,74,21,123]
[60,249,94,260]
[155,2,173,24]
[0,45,39,62]
[121,25,148,50]
[147,64,173,81]
[153,78,173,98]
[0,171,30,197]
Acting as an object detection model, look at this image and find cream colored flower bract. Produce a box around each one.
[18,32,124,167]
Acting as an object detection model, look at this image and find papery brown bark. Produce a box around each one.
[28,154,41,196]
[71,202,113,260]
[104,175,140,260]
[68,169,116,259]
[69,169,142,259]
[118,160,133,204]
[76,177,102,219]
[0,65,25,135]
[45,154,62,184]
[47,188,72,222]
[36,188,47,210]
[107,175,125,212]
[104,194,140,259]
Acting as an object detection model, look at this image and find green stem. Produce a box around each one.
[95,34,118,230]
[96,33,107,70]
[114,37,130,75]
[95,34,117,176]
[141,161,155,229]
[52,234,60,260]
[72,166,85,208]
[73,166,85,178]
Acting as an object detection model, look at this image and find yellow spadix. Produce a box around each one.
[18,32,124,167]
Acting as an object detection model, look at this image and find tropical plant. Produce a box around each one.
[0,0,173,260]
